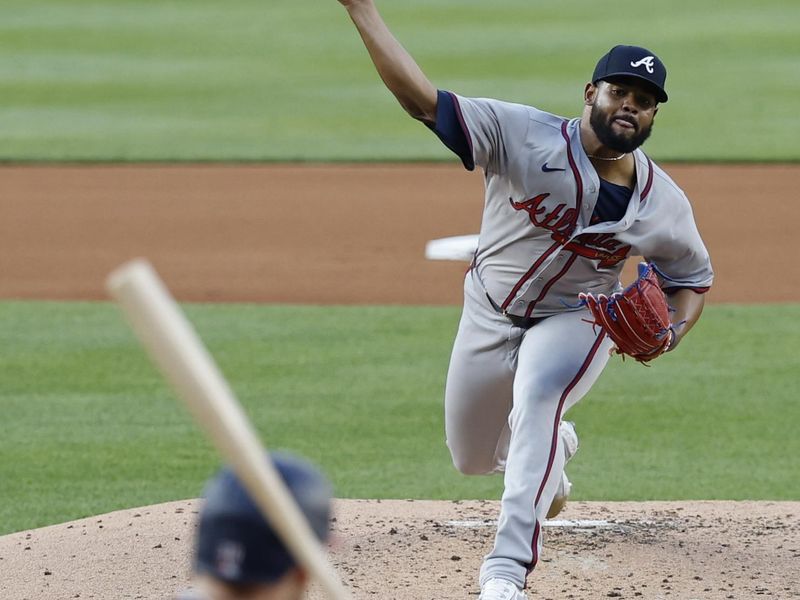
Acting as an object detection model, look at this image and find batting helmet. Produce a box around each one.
[194,452,332,585]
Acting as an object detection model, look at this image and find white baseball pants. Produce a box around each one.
[444,269,614,588]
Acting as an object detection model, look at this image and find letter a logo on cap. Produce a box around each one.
[630,56,655,74]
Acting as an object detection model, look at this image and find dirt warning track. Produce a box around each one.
[1,164,797,304]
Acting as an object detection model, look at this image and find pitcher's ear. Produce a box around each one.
[584,82,598,105]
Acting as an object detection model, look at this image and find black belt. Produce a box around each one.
[486,294,544,329]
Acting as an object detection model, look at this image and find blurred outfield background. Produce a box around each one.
[1,0,799,535]
[1,0,799,161]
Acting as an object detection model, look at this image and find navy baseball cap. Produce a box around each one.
[194,452,332,585]
[592,45,668,103]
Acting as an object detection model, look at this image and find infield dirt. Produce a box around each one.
[1,165,798,600]
[1,164,798,304]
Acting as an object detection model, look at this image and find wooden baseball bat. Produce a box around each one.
[106,258,351,600]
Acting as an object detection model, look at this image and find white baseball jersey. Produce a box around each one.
[449,94,713,316]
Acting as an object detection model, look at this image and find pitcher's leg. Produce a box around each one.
[444,273,520,475]
[479,310,614,588]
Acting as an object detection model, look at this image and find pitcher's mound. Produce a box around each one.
[1,499,797,599]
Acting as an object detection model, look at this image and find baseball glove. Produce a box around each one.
[579,262,674,363]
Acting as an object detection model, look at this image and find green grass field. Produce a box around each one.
[1,300,798,535]
[1,0,798,161]
[2,0,798,537]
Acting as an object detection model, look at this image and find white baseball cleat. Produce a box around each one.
[546,471,573,519]
[560,420,580,462]
[546,420,579,519]
[479,577,527,600]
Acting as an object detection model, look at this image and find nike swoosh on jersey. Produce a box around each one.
[541,163,566,172]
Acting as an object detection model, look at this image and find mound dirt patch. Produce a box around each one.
[1,499,797,600]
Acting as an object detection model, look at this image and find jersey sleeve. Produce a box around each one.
[645,194,714,292]
[438,93,531,174]
[426,90,473,170]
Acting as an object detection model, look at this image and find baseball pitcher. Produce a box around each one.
[336,2,713,598]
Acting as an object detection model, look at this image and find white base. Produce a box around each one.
[424,234,479,262]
